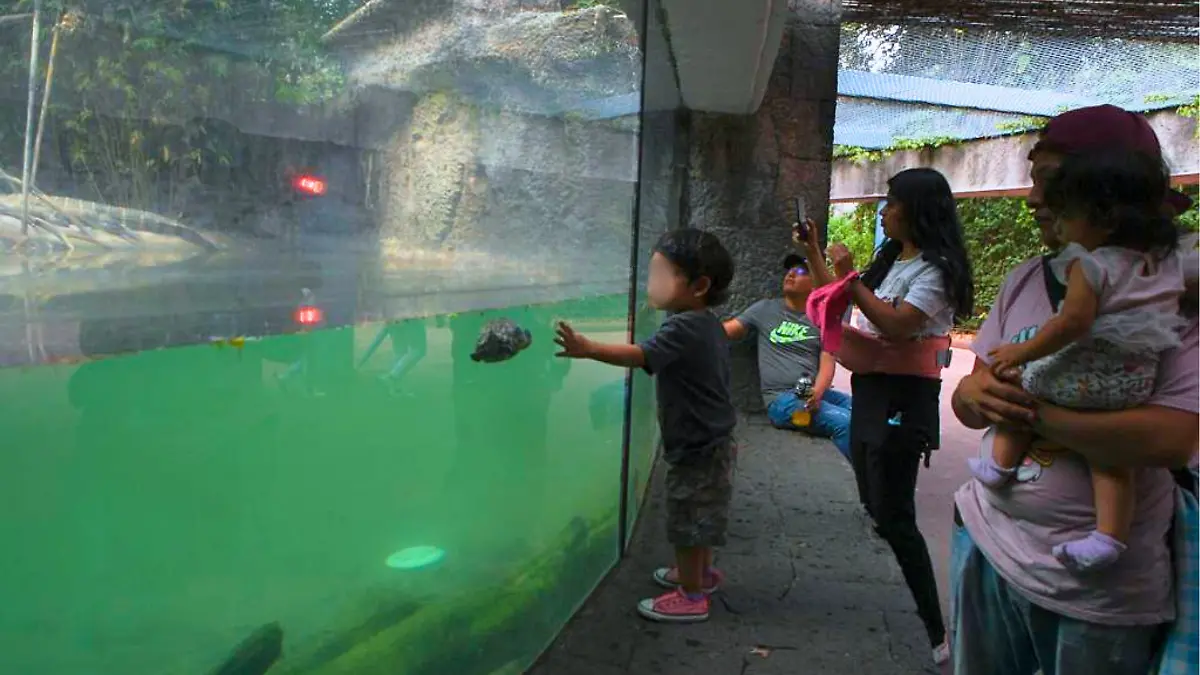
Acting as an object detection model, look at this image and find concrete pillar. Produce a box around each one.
[680,0,841,410]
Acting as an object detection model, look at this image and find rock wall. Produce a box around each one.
[375,92,638,281]
[339,4,644,286]
[683,0,841,411]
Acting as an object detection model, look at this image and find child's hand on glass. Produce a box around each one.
[554,321,593,359]
[988,343,1030,377]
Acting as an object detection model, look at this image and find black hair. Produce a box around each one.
[1044,148,1180,257]
[860,168,975,321]
[652,228,735,306]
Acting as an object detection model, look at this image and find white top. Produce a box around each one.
[1047,242,1196,353]
[853,255,954,338]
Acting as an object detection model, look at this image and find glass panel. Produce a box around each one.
[0,1,641,672]
[623,0,676,547]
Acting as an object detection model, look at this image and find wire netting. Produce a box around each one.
[836,23,1200,148]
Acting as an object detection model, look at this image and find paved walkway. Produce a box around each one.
[528,414,936,675]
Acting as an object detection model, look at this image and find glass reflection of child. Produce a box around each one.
[970,149,1199,573]
[555,228,737,623]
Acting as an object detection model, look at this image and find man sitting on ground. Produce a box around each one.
[724,254,852,460]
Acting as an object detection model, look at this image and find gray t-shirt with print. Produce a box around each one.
[638,309,736,465]
[736,299,822,408]
[854,256,954,338]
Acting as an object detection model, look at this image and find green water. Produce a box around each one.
[0,294,657,675]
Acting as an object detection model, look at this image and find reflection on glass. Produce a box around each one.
[622,0,676,543]
[0,1,646,672]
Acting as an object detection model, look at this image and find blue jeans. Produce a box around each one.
[766,389,852,461]
[949,519,1164,675]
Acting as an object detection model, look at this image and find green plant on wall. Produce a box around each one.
[1178,95,1200,119]
[994,115,1049,135]
[1175,94,1200,138]
[833,135,961,165]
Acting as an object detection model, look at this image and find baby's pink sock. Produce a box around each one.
[1052,531,1127,572]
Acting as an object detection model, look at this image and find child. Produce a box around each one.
[969,148,1198,573]
[555,228,737,622]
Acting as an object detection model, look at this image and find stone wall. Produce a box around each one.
[682,0,841,410]
[373,91,639,283]
[831,109,1200,202]
[336,4,644,287]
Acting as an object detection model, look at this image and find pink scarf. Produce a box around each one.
[805,272,859,353]
[806,273,949,378]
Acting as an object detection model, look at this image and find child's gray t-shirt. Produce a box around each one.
[638,309,736,465]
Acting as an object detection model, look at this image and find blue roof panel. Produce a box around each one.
[837,70,1099,116]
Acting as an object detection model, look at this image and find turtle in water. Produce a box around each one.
[470,318,532,363]
[209,622,283,675]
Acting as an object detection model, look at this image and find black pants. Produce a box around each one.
[850,373,946,647]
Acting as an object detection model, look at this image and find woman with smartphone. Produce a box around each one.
[798,168,974,666]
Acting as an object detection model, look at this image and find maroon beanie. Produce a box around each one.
[1031,104,1193,215]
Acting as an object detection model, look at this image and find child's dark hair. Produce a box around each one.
[1045,149,1180,257]
[653,228,735,306]
[860,168,975,321]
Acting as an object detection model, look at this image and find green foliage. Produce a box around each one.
[826,197,1046,329]
[827,203,878,266]
[1177,184,1199,233]
[832,145,882,163]
[994,115,1048,135]
[890,135,956,151]
[957,197,1045,327]
[833,136,960,165]
[1180,96,1200,118]
[1177,95,1200,141]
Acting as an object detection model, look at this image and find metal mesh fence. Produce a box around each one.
[836,23,1200,148]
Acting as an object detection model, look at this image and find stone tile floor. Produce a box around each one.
[528,415,938,675]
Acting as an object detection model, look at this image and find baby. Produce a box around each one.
[970,148,1198,572]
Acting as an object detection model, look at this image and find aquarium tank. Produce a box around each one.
[0,1,673,673]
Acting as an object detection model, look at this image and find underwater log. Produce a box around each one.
[278,512,618,675]
[209,622,284,675]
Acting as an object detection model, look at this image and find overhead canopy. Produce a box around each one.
[841,0,1199,42]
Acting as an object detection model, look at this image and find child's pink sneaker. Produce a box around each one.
[636,588,710,623]
[652,566,725,594]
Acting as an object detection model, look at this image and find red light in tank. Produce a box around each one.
[294,305,324,326]
[292,175,327,196]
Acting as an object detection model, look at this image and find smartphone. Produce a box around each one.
[793,197,809,240]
